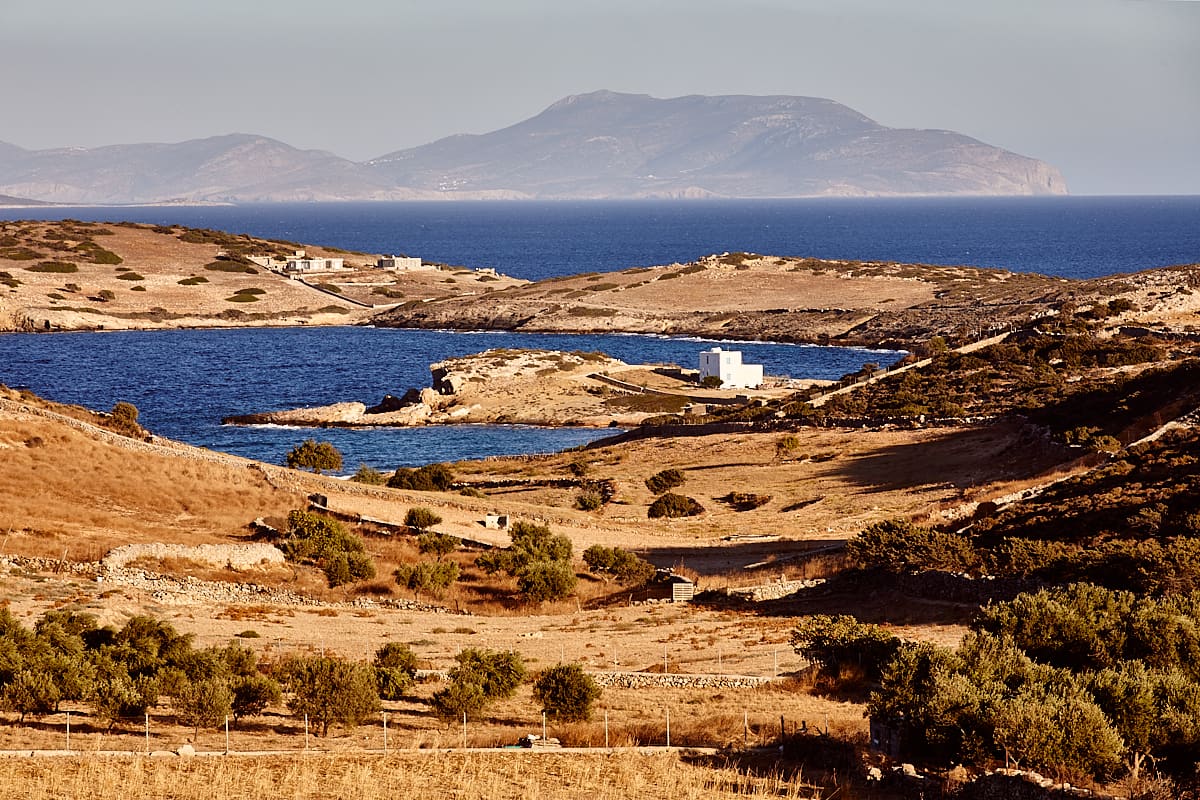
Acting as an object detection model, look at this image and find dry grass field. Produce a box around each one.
[0,751,834,800]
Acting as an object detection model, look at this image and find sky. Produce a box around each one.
[2,0,1197,195]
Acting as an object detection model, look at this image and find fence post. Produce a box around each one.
[66,711,70,753]
[145,713,149,754]
[305,714,309,752]
[744,710,748,747]
[225,716,230,755]
[383,711,388,755]
[462,711,467,749]
[665,708,671,749]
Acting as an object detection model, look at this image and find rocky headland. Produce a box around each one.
[222,348,783,429]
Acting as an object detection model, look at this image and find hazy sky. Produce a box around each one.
[3,0,1197,194]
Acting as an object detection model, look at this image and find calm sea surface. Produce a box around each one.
[0,327,899,469]
[3,196,1198,281]
[2,197,1195,468]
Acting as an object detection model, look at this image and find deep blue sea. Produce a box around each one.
[0,327,899,470]
[2,197,1196,469]
[3,196,1197,281]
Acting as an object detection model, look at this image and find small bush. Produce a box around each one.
[720,492,771,511]
[115,271,144,281]
[648,493,704,519]
[130,285,146,292]
[350,464,389,485]
[417,531,458,560]
[27,261,78,273]
[225,294,260,303]
[645,468,686,495]
[177,276,209,285]
[405,507,443,532]
[574,491,604,511]
[205,261,257,274]
[373,642,418,700]
[388,463,455,491]
[285,439,343,474]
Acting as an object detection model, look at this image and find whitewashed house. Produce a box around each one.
[377,255,429,271]
[284,249,344,273]
[699,347,763,389]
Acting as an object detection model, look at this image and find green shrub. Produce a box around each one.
[720,492,771,511]
[405,507,443,532]
[177,276,209,286]
[231,674,281,722]
[225,294,260,303]
[282,509,374,588]
[204,261,257,274]
[644,468,685,495]
[27,261,78,273]
[393,560,459,600]
[115,271,144,281]
[846,519,979,574]
[581,545,655,585]
[574,491,604,511]
[533,664,601,721]
[106,401,143,437]
[281,655,380,737]
[388,463,455,491]
[350,464,389,485]
[417,531,458,560]
[130,285,146,292]
[475,521,577,602]
[285,439,343,474]
[647,493,703,519]
[373,643,418,701]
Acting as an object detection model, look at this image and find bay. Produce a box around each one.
[0,326,899,470]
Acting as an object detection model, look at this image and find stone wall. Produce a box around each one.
[589,671,775,689]
[726,578,826,602]
[102,543,286,570]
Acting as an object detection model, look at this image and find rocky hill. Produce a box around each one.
[374,251,1200,348]
[0,92,1066,202]
[369,91,1067,199]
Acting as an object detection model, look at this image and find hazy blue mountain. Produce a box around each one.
[367,91,1067,198]
[0,135,396,204]
[0,93,1067,203]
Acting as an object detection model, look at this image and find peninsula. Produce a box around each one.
[221,348,809,429]
[5,220,1199,352]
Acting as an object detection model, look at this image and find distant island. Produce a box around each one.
[0,91,1065,203]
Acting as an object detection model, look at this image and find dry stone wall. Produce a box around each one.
[589,671,775,689]
[102,543,285,570]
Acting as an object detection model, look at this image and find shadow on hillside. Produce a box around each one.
[817,421,1065,493]
[683,733,868,795]
[695,573,980,629]
[640,538,844,576]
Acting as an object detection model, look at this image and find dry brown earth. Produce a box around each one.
[0,220,522,332]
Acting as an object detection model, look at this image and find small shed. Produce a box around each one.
[484,513,510,530]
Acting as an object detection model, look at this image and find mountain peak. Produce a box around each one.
[0,92,1068,202]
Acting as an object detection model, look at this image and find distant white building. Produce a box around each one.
[377,255,429,271]
[699,347,763,389]
[285,249,345,273]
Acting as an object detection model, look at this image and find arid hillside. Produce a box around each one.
[0,219,522,332]
[374,250,1200,347]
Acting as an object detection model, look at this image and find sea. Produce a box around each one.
[1,197,1197,469]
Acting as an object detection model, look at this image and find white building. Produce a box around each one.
[285,249,345,273]
[699,347,763,389]
[377,255,429,271]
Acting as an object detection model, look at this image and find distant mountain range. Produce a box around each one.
[0,91,1067,204]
